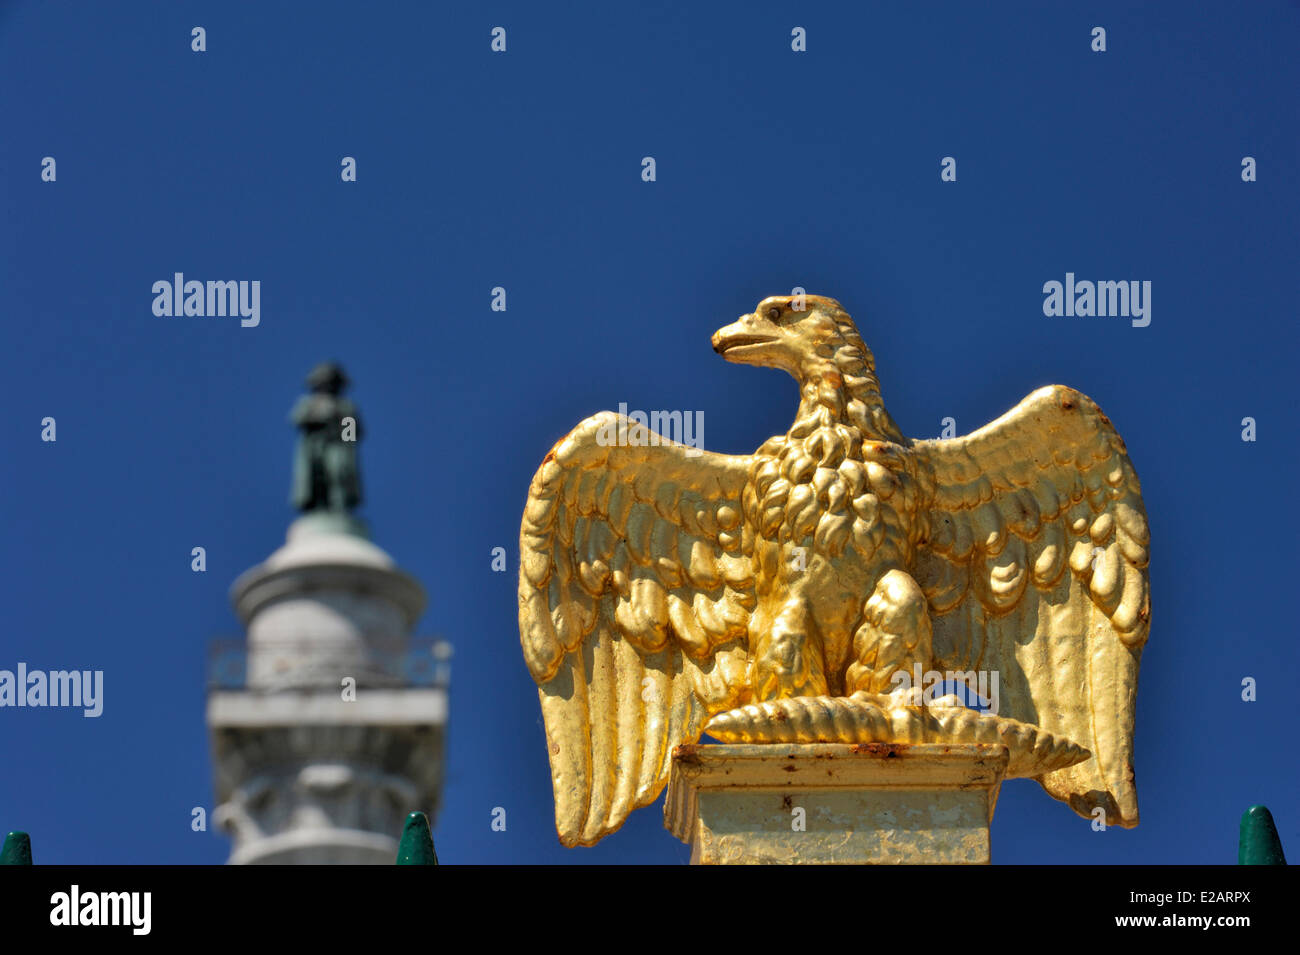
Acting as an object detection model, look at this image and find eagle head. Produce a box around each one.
[712,294,855,381]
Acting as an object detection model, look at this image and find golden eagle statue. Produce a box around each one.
[519,295,1150,847]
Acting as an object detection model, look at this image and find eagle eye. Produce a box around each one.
[766,306,782,321]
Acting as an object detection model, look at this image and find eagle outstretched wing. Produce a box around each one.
[519,412,756,846]
[911,385,1151,826]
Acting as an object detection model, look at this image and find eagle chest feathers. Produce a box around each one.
[743,415,922,591]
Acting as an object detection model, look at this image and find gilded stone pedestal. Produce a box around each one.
[664,742,1010,865]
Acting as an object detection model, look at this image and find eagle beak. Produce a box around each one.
[712,312,780,362]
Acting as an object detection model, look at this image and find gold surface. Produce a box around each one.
[519,294,1150,847]
[664,743,1010,865]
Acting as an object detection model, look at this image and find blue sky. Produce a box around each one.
[1,1,1295,864]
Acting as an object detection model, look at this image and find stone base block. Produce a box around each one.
[664,742,1010,865]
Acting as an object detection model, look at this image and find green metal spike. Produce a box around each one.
[395,812,438,865]
[1238,806,1286,865]
[1,832,32,865]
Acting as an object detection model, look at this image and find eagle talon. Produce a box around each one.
[751,597,830,701]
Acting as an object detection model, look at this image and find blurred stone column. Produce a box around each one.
[208,513,448,864]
